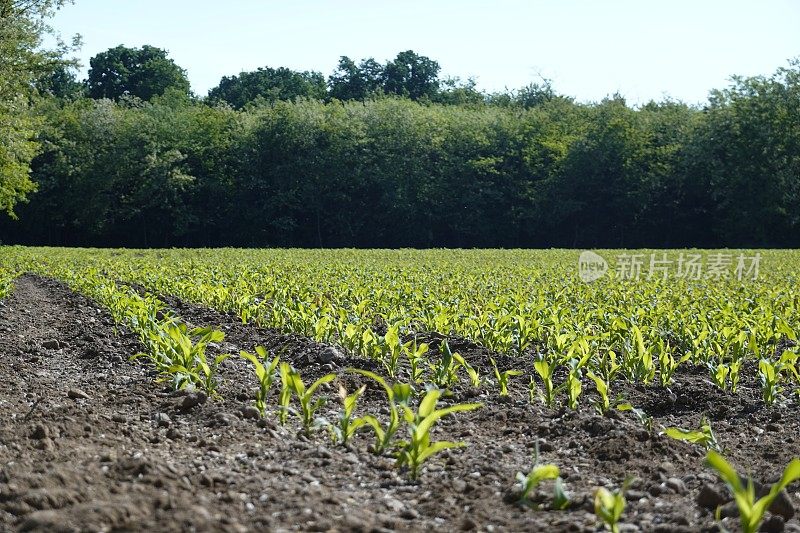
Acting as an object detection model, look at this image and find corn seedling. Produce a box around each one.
[533,357,558,408]
[566,359,582,410]
[240,346,281,417]
[328,383,368,445]
[286,368,337,434]
[587,371,610,414]
[594,479,629,533]
[350,369,408,455]
[617,403,654,433]
[709,360,731,391]
[552,477,570,510]
[396,388,482,479]
[663,417,720,451]
[490,357,521,396]
[729,358,743,392]
[382,323,403,378]
[657,342,688,387]
[759,358,783,406]
[403,337,429,383]
[515,442,562,508]
[136,323,228,395]
[278,362,292,425]
[454,353,481,388]
[628,325,655,384]
[705,451,800,533]
[429,340,462,389]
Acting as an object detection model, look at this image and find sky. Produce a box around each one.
[50,0,800,105]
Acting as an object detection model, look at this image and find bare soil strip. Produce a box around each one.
[1,275,799,532]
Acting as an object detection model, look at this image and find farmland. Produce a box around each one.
[1,247,799,532]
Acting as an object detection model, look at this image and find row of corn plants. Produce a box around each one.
[2,247,799,408]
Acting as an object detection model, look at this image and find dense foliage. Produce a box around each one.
[0,0,76,218]
[86,44,190,100]
[1,29,798,246]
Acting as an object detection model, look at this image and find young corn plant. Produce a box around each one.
[708,360,731,391]
[137,323,228,395]
[657,342,689,387]
[706,451,800,533]
[396,388,482,480]
[533,356,558,408]
[628,325,655,384]
[528,376,537,404]
[515,443,564,509]
[553,478,570,510]
[594,480,629,533]
[454,353,481,388]
[240,346,280,417]
[328,383,368,445]
[759,358,783,406]
[490,357,521,396]
[277,362,293,425]
[663,417,720,451]
[382,324,403,378]
[566,359,583,410]
[429,340,462,389]
[729,357,744,392]
[286,368,337,434]
[349,369,410,455]
[596,349,621,386]
[403,337,430,383]
[617,403,654,433]
[587,371,611,415]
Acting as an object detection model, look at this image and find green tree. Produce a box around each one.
[687,62,800,246]
[35,63,84,98]
[86,44,190,101]
[328,56,384,101]
[382,50,440,100]
[208,66,326,109]
[434,76,485,106]
[0,0,75,217]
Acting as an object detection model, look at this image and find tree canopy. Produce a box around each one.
[86,44,190,100]
[1,26,798,248]
[0,0,75,217]
[208,66,326,108]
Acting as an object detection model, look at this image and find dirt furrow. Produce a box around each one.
[2,275,800,532]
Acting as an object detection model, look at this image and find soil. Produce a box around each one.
[1,274,799,532]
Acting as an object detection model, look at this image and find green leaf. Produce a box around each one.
[418,389,441,418]
[706,451,744,493]
[307,373,336,396]
[417,440,465,463]
[415,402,482,438]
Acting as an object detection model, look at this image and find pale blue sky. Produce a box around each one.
[51,0,800,104]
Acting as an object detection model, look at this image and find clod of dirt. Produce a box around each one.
[30,424,49,440]
[178,391,207,411]
[154,412,171,428]
[719,501,740,518]
[66,388,90,400]
[239,406,260,420]
[41,339,61,350]
[665,477,687,494]
[760,514,786,533]
[752,482,795,521]
[696,483,727,509]
[317,345,342,364]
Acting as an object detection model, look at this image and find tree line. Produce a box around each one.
[1,5,798,248]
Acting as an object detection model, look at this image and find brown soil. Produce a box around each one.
[1,275,799,532]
